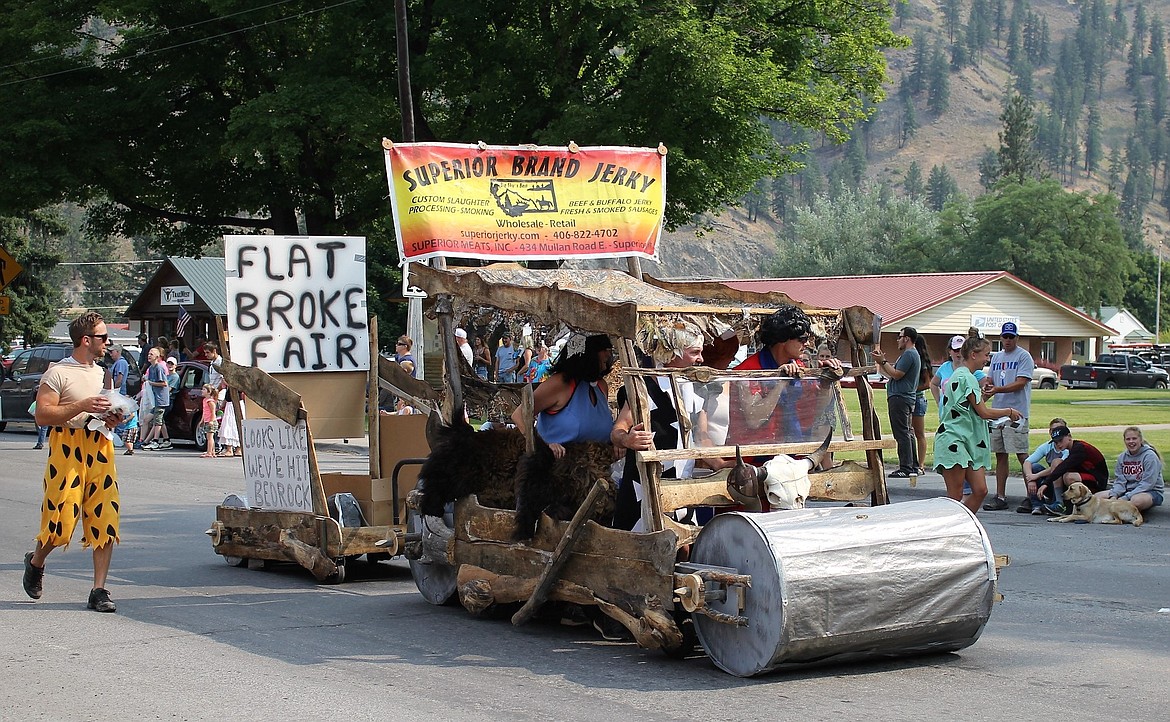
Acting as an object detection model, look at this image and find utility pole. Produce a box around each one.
[1156,242,1163,344]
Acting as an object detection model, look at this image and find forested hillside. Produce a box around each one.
[631,0,1168,334]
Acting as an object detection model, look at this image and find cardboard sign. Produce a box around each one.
[385,143,665,263]
[224,235,370,373]
[242,418,313,512]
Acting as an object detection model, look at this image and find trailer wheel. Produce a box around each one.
[407,503,459,605]
[662,614,699,659]
[223,555,247,567]
[322,558,347,585]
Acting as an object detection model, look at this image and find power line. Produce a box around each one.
[58,261,163,268]
[0,0,367,89]
[0,0,304,73]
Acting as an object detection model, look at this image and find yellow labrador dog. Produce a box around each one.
[1047,482,1144,526]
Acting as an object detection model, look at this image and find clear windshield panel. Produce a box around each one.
[703,376,843,447]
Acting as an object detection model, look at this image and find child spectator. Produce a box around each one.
[1104,426,1164,512]
[199,383,220,458]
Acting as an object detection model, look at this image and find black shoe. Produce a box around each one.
[983,496,1009,511]
[1015,500,1033,513]
[593,614,632,641]
[32,443,44,450]
[559,603,589,627]
[23,552,44,599]
[87,587,116,613]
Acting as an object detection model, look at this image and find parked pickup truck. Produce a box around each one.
[1059,353,1170,390]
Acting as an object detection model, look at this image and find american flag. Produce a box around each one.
[175,305,191,338]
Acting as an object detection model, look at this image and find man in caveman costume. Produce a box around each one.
[22,311,123,613]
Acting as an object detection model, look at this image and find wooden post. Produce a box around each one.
[215,317,245,445]
[519,382,535,454]
[511,479,606,626]
[368,315,381,481]
[618,339,664,532]
[434,294,463,420]
[843,318,888,505]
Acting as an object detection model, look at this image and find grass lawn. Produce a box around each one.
[836,386,1170,465]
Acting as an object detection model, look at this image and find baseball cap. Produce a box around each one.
[1050,425,1071,440]
[1000,322,1019,337]
[166,356,178,365]
[454,328,467,339]
[949,335,966,350]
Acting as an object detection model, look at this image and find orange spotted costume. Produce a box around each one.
[36,358,120,550]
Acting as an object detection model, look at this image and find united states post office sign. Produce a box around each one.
[161,286,194,305]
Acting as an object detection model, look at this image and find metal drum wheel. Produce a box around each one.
[408,498,458,605]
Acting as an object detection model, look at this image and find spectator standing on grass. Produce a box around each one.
[872,327,922,478]
[1104,426,1164,512]
[930,335,988,412]
[912,335,933,475]
[982,322,1034,511]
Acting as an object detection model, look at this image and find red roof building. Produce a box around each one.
[713,271,1115,366]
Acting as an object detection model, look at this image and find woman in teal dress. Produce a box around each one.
[933,335,1021,514]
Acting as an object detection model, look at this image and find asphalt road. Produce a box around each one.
[2,426,1168,721]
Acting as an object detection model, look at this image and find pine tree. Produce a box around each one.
[927,45,951,116]
[900,95,918,148]
[904,161,925,200]
[927,164,959,211]
[978,148,1001,189]
[1085,105,1103,172]
[1111,0,1128,55]
[943,0,964,44]
[1107,145,1124,191]
[997,93,1043,183]
[908,30,930,97]
[994,0,1008,45]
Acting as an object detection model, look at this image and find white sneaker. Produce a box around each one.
[157,440,172,449]
[142,441,159,450]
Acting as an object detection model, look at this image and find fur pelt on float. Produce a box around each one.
[415,413,616,540]
[512,437,616,541]
[417,415,527,518]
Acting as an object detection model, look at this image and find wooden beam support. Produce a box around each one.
[512,478,607,626]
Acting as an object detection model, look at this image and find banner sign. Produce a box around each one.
[384,142,665,262]
[224,235,369,373]
[242,418,313,512]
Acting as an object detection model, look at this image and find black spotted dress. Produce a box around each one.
[933,366,992,472]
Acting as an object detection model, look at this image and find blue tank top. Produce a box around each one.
[536,380,613,444]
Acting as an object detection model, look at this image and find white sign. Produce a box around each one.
[225,235,369,373]
[161,286,194,305]
[242,418,313,512]
[971,314,1020,333]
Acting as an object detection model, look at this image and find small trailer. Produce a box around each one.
[204,323,437,584]
[402,265,1003,676]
